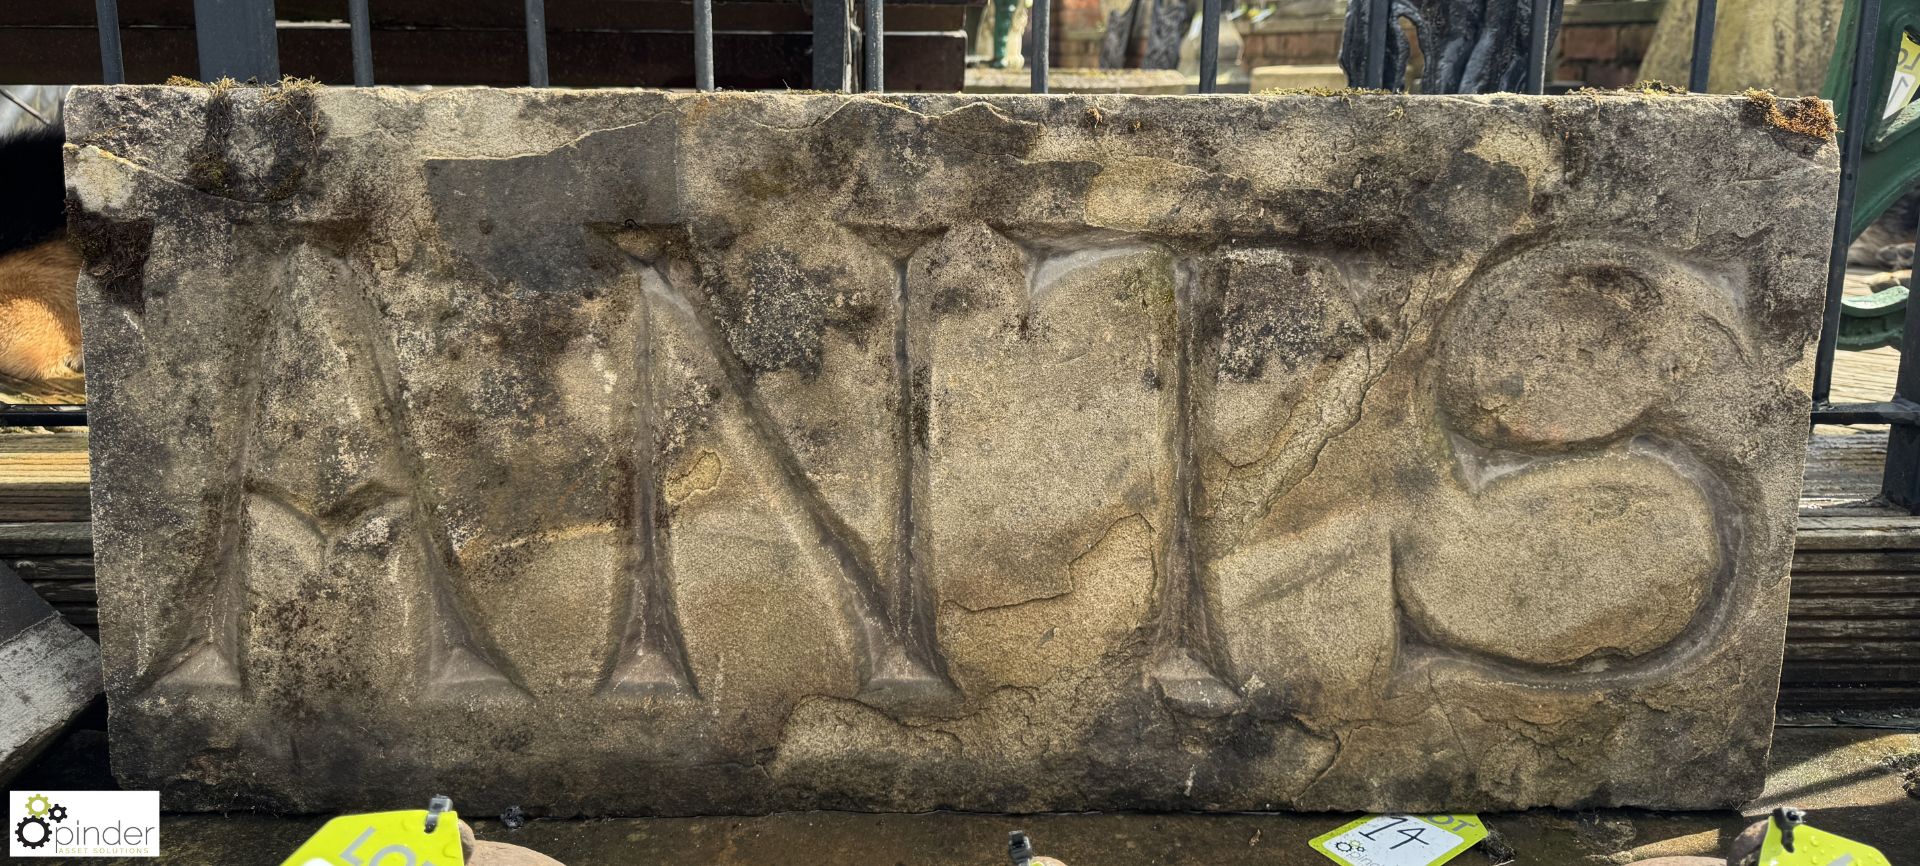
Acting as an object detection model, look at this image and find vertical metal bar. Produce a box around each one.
[193,0,280,82]
[0,90,51,126]
[694,0,715,90]
[1525,0,1551,94]
[1197,0,1219,93]
[813,0,851,91]
[1687,0,1718,92]
[1032,0,1052,93]
[95,0,125,84]
[1364,0,1390,89]
[348,0,374,86]
[864,0,884,91]
[525,0,550,87]
[1887,213,1920,511]
[1813,0,1883,403]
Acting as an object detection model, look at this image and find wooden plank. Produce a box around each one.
[4,557,92,581]
[0,486,91,522]
[1778,685,1920,709]
[1795,513,1920,550]
[51,605,96,627]
[1783,639,1920,661]
[1780,661,1920,684]
[1790,597,1920,618]
[1731,412,1920,713]
[0,434,90,456]
[0,372,84,407]
[26,579,93,605]
[1788,572,1920,595]
[1800,430,1891,504]
[0,451,90,480]
[0,522,92,555]
[1826,346,1900,404]
[0,433,91,522]
[1787,619,1920,640]
[1793,551,1920,572]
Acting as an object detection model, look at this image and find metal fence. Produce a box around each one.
[135,0,1570,96]
[9,0,1920,511]
[1809,0,1920,513]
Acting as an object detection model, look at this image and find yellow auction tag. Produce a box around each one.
[280,809,464,866]
[1758,820,1890,866]
[1885,31,1920,120]
[1311,814,1488,866]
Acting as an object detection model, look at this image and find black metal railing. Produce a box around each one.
[15,0,1920,519]
[348,0,372,86]
[1807,0,1920,513]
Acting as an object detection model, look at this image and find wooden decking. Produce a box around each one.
[0,429,89,523]
[0,372,92,634]
[1790,336,1920,708]
[5,351,1918,708]
[1789,501,1920,708]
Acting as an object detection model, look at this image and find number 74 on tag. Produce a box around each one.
[1311,814,1488,866]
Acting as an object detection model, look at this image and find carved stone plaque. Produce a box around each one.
[66,86,1835,814]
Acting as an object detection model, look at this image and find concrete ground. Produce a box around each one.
[15,710,1919,865]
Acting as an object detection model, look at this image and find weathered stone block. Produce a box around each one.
[66,86,1835,815]
[0,562,101,784]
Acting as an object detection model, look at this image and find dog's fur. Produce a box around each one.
[0,240,82,380]
[0,123,81,381]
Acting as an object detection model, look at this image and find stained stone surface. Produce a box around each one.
[65,85,1835,815]
[0,562,101,784]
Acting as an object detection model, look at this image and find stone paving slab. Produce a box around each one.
[0,561,100,783]
[65,85,1837,814]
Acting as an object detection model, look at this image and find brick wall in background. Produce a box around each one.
[1056,0,1106,68]
[1236,18,1425,81]
[1557,12,1659,88]
[1240,28,1342,66]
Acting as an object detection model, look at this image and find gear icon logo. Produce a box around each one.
[14,794,65,850]
[14,815,51,849]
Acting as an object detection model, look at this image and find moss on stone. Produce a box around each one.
[1257,86,1394,98]
[1575,80,1689,96]
[1742,88,1838,141]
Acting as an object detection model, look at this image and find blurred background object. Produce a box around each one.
[0,85,62,135]
[1643,0,1844,94]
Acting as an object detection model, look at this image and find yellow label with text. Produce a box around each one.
[1758,821,1890,866]
[1885,31,1920,119]
[280,809,464,866]
[1311,814,1488,866]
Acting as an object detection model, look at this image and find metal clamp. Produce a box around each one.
[1008,830,1034,866]
[1771,806,1807,853]
[425,796,452,833]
